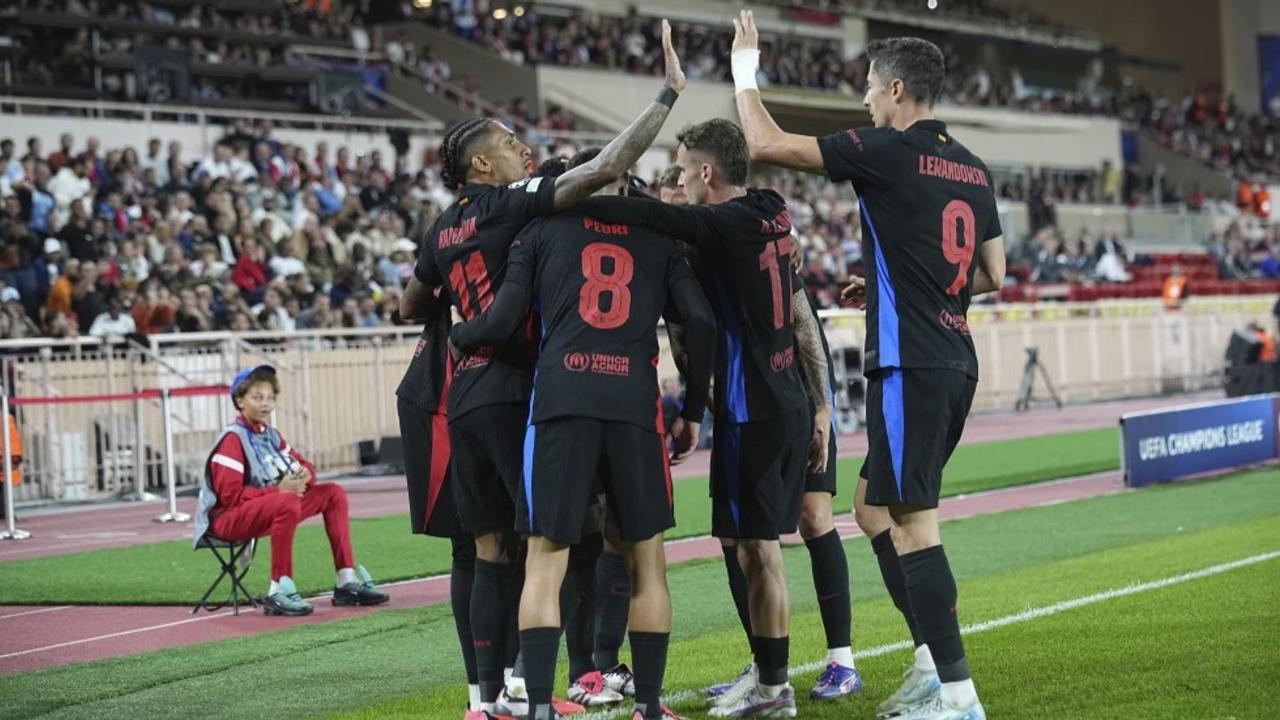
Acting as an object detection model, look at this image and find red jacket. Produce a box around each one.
[208,421,316,515]
[232,255,269,294]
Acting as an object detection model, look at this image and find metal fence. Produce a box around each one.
[0,295,1270,523]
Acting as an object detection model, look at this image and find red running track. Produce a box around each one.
[0,392,1213,676]
[0,392,1208,564]
[0,472,1123,675]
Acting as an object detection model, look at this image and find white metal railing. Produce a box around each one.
[0,293,1270,535]
[0,95,444,133]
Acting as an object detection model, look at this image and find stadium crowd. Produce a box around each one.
[11,0,1279,189]
[3,117,1278,342]
[0,123,458,340]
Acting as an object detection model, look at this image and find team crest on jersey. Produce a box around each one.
[507,177,543,192]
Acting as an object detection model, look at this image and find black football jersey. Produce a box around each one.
[450,196,714,431]
[413,178,557,418]
[580,189,809,424]
[394,287,452,414]
[818,119,1001,379]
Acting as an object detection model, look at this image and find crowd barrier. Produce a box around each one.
[1,383,226,540]
[0,295,1274,532]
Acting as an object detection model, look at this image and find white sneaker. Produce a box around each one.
[601,663,636,697]
[567,670,624,706]
[494,685,528,718]
[891,694,985,720]
[707,683,797,718]
[708,663,756,707]
[877,665,941,718]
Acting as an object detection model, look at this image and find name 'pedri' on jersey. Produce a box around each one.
[582,188,809,424]
[413,177,557,420]
[817,119,1001,380]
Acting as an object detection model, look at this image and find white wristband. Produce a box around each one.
[731,49,760,93]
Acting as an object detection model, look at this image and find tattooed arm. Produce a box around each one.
[793,288,831,473]
[552,20,686,210]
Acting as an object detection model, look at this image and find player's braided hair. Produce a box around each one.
[439,118,494,190]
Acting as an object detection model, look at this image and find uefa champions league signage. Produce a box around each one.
[1120,394,1280,487]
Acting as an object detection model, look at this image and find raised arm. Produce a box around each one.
[792,288,831,473]
[551,20,686,210]
[971,236,1006,296]
[579,196,718,250]
[731,11,826,175]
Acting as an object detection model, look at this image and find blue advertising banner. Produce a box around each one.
[1259,36,1280,117]
[1121,394,1280,487]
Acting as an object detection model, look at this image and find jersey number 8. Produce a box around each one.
[579,243,634,330]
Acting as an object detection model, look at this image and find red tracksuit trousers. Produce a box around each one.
[210,483,354,581]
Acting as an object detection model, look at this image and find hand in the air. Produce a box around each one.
[732,9,759,53]
[661,20,686,93]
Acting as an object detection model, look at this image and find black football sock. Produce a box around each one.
[872,530,924,647]
[451,536,479,685]
[504,550,525,672]
[805,529,852,651]
[900,545,969,682]
[565,533,603,683]
[753,635,790,687]
[593,549,632,670]
[522,627,562,720]
[629,631,670,719]
[472,558,511,703]
[721,543,755,657]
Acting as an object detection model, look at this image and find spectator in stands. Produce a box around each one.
[1027,179,1058,235]
[1162,264,1189,310]
[58,200,97,262]
[71,260,107,334]
[1,289,39,339]
[47,134,73,174]
[194,365,389,616]
[1258,245,1280,279]
[88,296,136,338]
[251,286,294,332]
[1249,322,1276,363]
[1219,237,1254,280]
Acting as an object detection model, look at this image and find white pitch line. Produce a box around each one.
[0,605,73,621]
[0,610,235,661]
[581,549,1280,720]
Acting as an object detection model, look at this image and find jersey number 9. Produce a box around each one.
[941,199,976,296]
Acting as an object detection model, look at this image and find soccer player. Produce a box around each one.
[590,164,687,701]
[584,119,830,717]
[395,289,483,711]
[729,12,1006,720]
[449,169,716,720]
[399,20,687,717]
[791,275,860,701]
